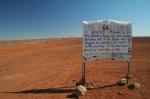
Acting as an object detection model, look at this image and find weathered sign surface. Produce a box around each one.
[83,20,132,62]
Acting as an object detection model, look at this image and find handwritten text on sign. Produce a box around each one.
[83,20,132,62]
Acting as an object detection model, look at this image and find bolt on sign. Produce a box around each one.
[83,20,132,62]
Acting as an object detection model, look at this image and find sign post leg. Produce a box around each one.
[82,62,86,86]
[127,61,131,84]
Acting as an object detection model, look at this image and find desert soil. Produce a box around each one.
[0,37,150,99]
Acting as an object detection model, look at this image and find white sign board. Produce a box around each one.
[83,20,132,62]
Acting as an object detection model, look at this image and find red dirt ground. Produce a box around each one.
[0,37,150,99]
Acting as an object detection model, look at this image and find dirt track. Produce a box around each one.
[0,37,150,99]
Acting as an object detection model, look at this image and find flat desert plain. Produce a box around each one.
[0,37,150,99]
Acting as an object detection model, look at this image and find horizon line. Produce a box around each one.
[0,36,150,42]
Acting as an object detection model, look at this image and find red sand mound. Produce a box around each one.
[0,37,150,99]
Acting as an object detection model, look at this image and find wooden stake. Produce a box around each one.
[127,61,131,84]
[82,62,86,86]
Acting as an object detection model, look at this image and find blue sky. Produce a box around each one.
[0,0,149,40]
